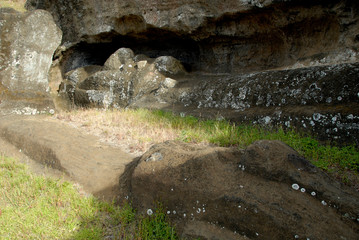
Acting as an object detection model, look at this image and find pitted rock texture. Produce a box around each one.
[0,8,62,114]
[26,0,359,73]
[121,140,359,239]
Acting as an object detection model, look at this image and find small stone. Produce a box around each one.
[147,209,153,216]
[292,184,300,190]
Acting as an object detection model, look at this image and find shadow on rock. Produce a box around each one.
[119,140,359,240]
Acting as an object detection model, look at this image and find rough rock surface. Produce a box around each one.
[0,8,62,114]
[25,0,359,73]
[121,140,359,239]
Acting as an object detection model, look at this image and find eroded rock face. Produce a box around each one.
[0,8,62,114]
[25,0,359,73]
[121,140,359,239]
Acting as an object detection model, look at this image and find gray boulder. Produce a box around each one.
[121,140,359,239]
[104,48,134,70]
[154,56,186,76]
[0,9,62,114]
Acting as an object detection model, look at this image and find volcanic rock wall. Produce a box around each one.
[24,0,359,144]
[25,0,359,73]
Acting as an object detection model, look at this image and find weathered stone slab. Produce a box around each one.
[0,115,134,199]
[0,9,62,114]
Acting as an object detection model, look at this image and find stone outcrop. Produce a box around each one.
[25,0,359,74]
[26,0,359,144]
[59,47,359,144]
[121,140,359,239]
[0,8,62,115]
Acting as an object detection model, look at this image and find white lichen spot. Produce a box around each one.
[292,183,300,190]
[147,209,153,216]
[173,210,176,214]
[183,213,186,217]
[264,116,271,125]
[49,109,55,115]
[171,188,174,191]
[337,96,342,101]
[313,113,322,121]
[203,208,206,213]
[294,235,299,239]
[256,233,259,236]
[167,211,170,214]
[300,188,306,193]
[311,191,316,196]
[326,97,332,103]
[197,208,201,214]
[240,185,244,189]
[321,200,327,206]
[310,120,315,127]
[238,205,241,208]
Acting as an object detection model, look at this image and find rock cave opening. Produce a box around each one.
[60,31,201,74]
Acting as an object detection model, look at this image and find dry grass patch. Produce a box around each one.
[0,0,26,12]
[55,108,184,156]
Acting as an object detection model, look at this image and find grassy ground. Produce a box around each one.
[0,0,26,11]
[0,155,178,239]
[56,108,359,189]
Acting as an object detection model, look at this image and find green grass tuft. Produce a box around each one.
[0,155,178,239]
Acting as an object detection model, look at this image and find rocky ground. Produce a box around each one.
[0,112,358,239]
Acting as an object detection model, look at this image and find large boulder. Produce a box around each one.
[121,140,359,239]
[0,8,62,114]
[104,48,134,70]
[59,48,181,108]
